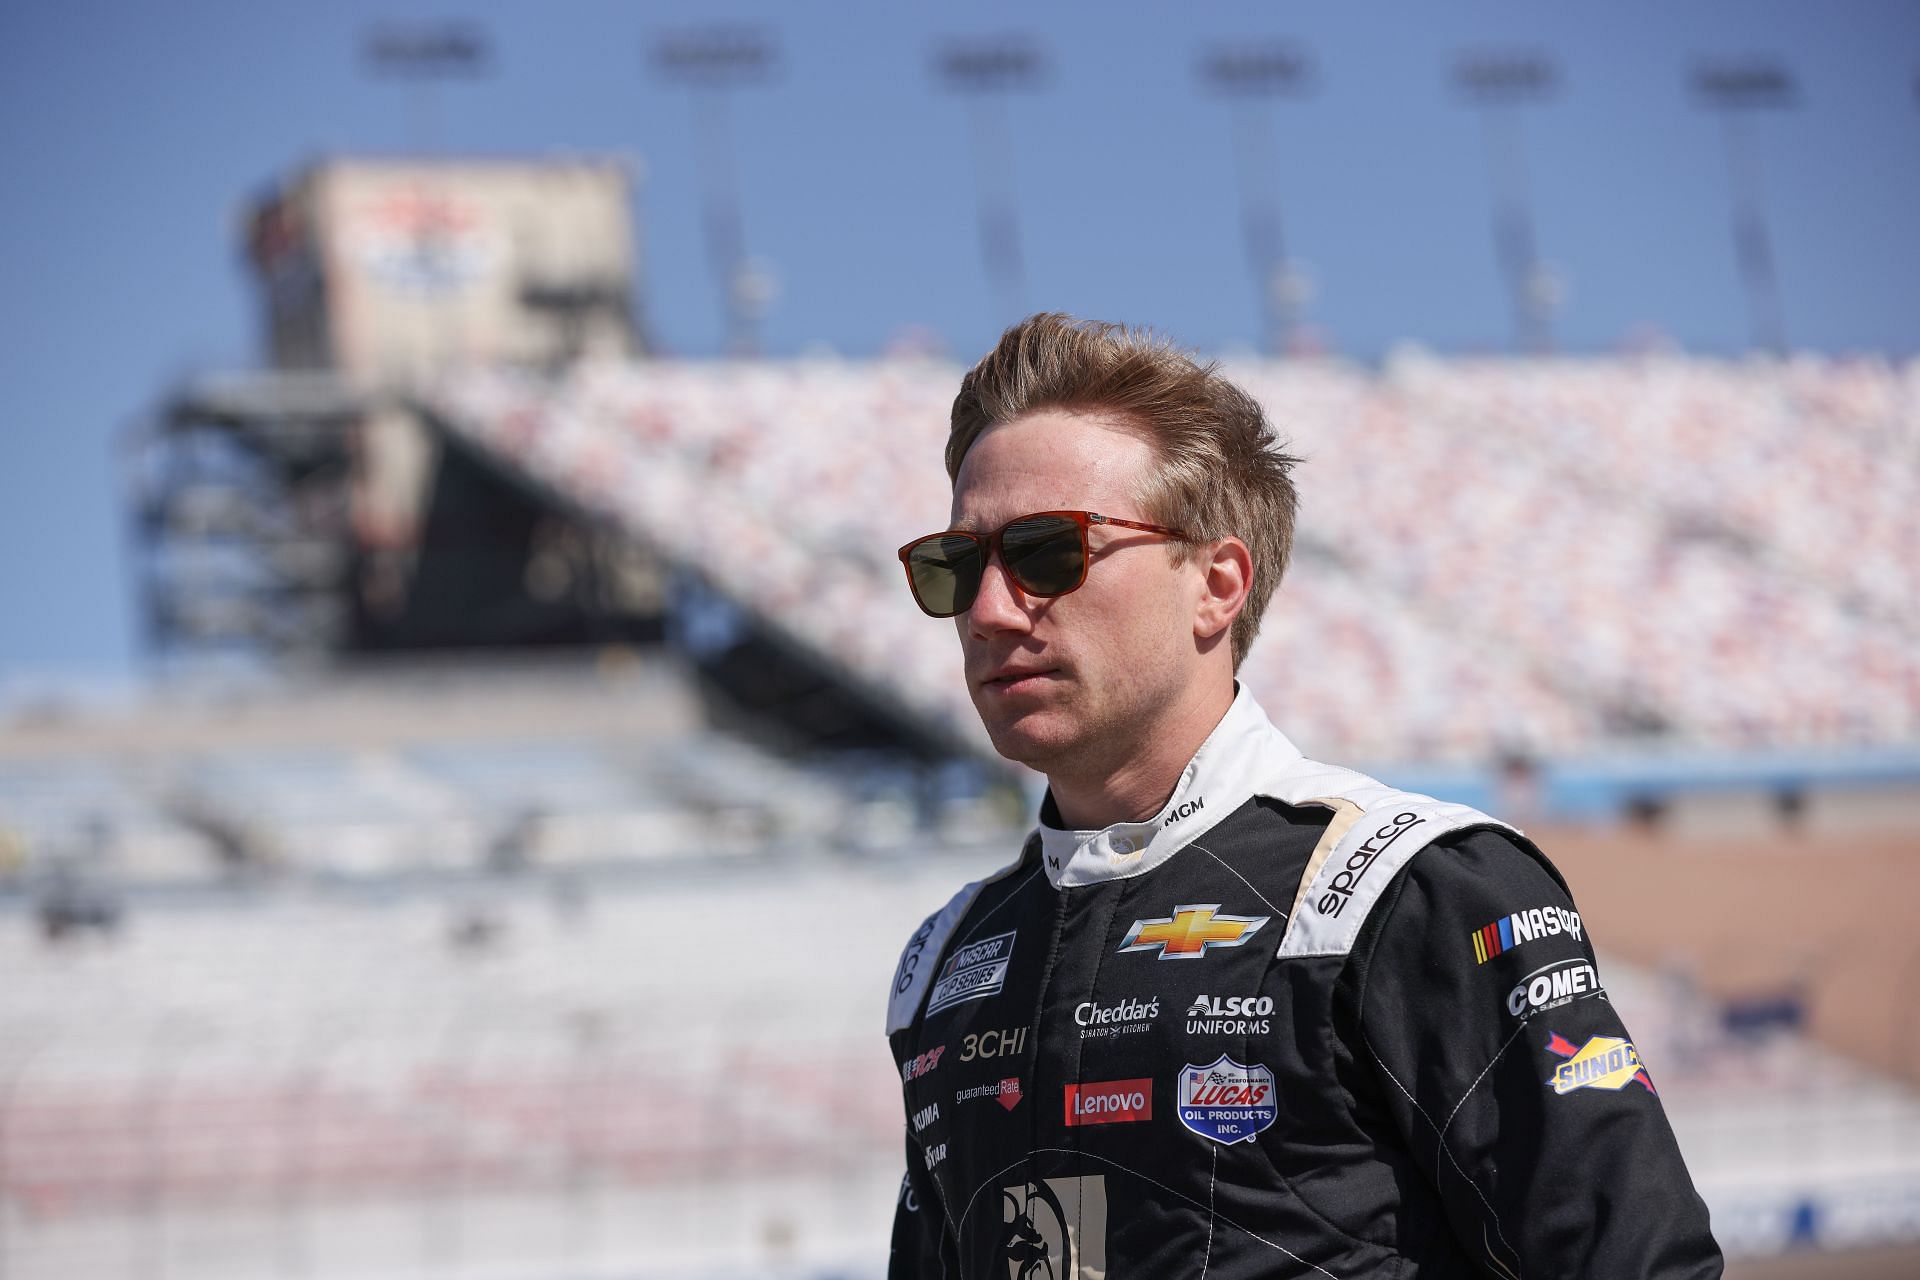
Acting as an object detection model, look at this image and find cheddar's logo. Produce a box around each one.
[1118,905,1269,960]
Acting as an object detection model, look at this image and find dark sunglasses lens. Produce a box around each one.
[906,535,984,616]
[1001,515,1085,596]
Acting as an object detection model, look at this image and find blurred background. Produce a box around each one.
[2,2,1918,1277]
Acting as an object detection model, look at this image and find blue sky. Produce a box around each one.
[2,0,1916,686]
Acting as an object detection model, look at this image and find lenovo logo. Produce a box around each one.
[1063,1078,1152,1127]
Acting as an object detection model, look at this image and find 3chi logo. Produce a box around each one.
[1118,905,1269,959]
[996,1175,1107,1279]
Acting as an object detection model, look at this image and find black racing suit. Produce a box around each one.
[887,686,1721,1278]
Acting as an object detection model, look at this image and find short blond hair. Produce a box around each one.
[947,313,1300,669]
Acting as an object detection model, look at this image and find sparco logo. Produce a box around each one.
[1185,993,1274,1036]
[900,1045,944,1083]
[1315,812,1425,918]
[1073,996,1158,1039]
[1063,1078,1152,1126]
[1507,959,1602,1019]
[894,915,936,995]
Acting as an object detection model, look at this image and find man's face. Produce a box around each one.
[950,409,1203,776]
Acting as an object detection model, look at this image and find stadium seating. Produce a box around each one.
[432,351,1918,763]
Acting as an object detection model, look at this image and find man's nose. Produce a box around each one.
[965,555,1033,635]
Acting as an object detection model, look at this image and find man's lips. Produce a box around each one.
[979,667,1059,691]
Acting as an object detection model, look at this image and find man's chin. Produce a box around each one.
[976,706,1077,770]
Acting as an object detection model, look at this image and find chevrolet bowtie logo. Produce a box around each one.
[1118,905,1270,959]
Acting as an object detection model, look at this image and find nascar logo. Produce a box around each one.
[1470,905,1583,964]
[1119,905,1268,959]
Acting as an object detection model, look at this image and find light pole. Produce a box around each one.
[933,37,1048,330]
[653,26,780,356]
[1691,60,1796,356]
[1198,43,1316,356]
[1453,51,1561,354]
[362,21,491,153]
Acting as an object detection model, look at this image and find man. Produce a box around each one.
[886,314,1721,1277]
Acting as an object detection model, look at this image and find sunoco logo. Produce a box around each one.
[1314,812,1424,918]
[1073,996,1157,1039]
[1185,993,1273,1035]
[1506,959,1603,1020]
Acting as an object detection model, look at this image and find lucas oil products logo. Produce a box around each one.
[1313,811,1425,918]
[1119,905,1269,959]
[1471,905,1583,964]
[927,930,1016,1015]
[1507,959,1603,1019]
[1063,1078,1153,1127]
[1176,1055,1277,1145]
[1074,995,1157,1039]
[1185,993,1273,1035]
[1545,1032,1656,1095]
[900,1045,945,1083]
[961,1026,1028,1062]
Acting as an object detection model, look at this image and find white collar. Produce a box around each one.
[1034,683,1304,889]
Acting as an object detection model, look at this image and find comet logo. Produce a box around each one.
[1118,905,1269,959]
[1545,1032,1656,1095]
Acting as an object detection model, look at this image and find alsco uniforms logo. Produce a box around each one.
[1119,905,1269,959]
[1176,1056,1276,1144]
[1470,905,1583,964]
[1545,1032,1656,1095]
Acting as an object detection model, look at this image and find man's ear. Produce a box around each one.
[1193,536,1253,643]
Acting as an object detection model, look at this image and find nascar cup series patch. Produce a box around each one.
[926,930,1016,1016]
[1175,1055,1276,1145]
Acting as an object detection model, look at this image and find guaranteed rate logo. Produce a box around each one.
[1314,811,1425,918]
[957,1077,1024,1111]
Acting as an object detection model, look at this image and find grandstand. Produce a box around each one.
[430,349,1918,766]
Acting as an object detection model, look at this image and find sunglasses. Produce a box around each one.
[897,510,1189,618]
